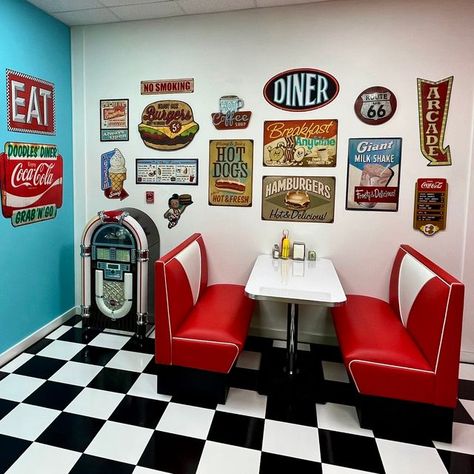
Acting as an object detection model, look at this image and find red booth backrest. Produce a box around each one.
[389,245,464,402]
[155,233,208,365]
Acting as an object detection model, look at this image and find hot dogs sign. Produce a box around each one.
[209,140,253,207]
[0,142,63,226]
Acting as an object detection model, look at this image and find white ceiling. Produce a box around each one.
[26,0,330,26]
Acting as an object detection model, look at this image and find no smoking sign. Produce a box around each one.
[354,86,397,125]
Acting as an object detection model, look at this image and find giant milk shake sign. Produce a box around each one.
[0,142,63,226]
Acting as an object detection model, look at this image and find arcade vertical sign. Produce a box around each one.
[6,69,55,135]
[0,143,63,226]
[417,76,453,166]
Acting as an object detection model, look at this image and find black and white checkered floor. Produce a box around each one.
[0,315,473,474]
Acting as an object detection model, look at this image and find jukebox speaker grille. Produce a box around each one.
[103,280,126,312]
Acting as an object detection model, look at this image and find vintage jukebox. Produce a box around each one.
[80,208,159,337]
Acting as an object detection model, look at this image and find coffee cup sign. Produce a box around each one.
[211,95,251,130]
[219,96,244,115]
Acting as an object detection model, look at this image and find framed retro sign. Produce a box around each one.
[263,119,337,167]
[346,138,402,211]
[6,69,55,135]
[0,142,63,226]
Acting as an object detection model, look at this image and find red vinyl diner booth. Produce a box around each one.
[154,233,254,403]
[332,244,465,442]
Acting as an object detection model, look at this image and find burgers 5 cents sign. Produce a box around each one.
[263,68,339,112]
[138,100,199,151]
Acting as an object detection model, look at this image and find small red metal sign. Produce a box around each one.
[6,70,55,135]
[0,142,63,226]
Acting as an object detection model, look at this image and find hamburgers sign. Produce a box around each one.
[138,100,199,151]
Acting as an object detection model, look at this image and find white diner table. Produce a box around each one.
[245,254,346,376]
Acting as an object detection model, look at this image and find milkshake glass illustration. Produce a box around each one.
[359,164,394,208]
[109,149,127,193]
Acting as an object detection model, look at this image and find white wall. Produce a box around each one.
[72,0,474,355]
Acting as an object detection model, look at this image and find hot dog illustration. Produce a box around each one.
[215,179,246,194]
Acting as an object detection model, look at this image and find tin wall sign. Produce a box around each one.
[262,176,335,223]
[138,100,199,151]
[0,142,63,226]
[209,140,253,207]
[417,76,453,166]
[211,95,251,130]
[263,68,339,112]
[346,138,402,212]
[354,86,397,125]
[263,120,337,167]
[136,159,198,185]
[141,78,194,95]
[100,99,129,141]
[6,69,55,135]
[101,149,128,200]
[414,178,447,236]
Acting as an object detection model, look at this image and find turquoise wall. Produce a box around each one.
[0,0,73,353]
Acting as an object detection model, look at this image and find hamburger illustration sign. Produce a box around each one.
[0,142,63,226]
[262,176,335,223]
[138,100,199,151]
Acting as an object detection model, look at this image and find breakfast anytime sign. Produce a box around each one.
[263,120,337,167]
[0,142,63,226]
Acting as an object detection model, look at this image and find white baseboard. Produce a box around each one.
[461,351,474,364]
[0,306,79,367]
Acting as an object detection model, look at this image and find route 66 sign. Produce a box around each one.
[354,86,397,125]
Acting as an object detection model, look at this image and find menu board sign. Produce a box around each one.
[136,159,198,185]
[209,140,253,207]
[414,178,447,236]
[263,120,337,167]
[262,176,335,223]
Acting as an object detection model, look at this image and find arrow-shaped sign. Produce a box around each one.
[417,77,453,166]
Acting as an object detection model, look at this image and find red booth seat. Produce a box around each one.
[155,233,254,402]
[332,245,464,441]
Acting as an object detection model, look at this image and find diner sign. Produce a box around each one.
[263,68,339,111]
[264,120,337,167]
[417,76,453,166]
[0,142,63,226]
[209,140,253,207]
[136,158,198,185]
[346,138,402,212]
[262,176,335,223]
[6,69,55,135]
[414,178,447,236]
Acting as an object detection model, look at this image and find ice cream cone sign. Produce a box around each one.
[101,149,129,200]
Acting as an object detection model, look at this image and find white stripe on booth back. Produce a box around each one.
[175,240,202,305]
[398,253,435,327]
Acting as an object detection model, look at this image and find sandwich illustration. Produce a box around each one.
[138,100,199,151]
[284,190,311,210]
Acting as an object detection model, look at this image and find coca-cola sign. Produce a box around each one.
[0,142,63,226]
[263,68,339,112]
[414,178,448,236]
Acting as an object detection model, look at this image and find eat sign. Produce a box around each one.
[7,69,55,135]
